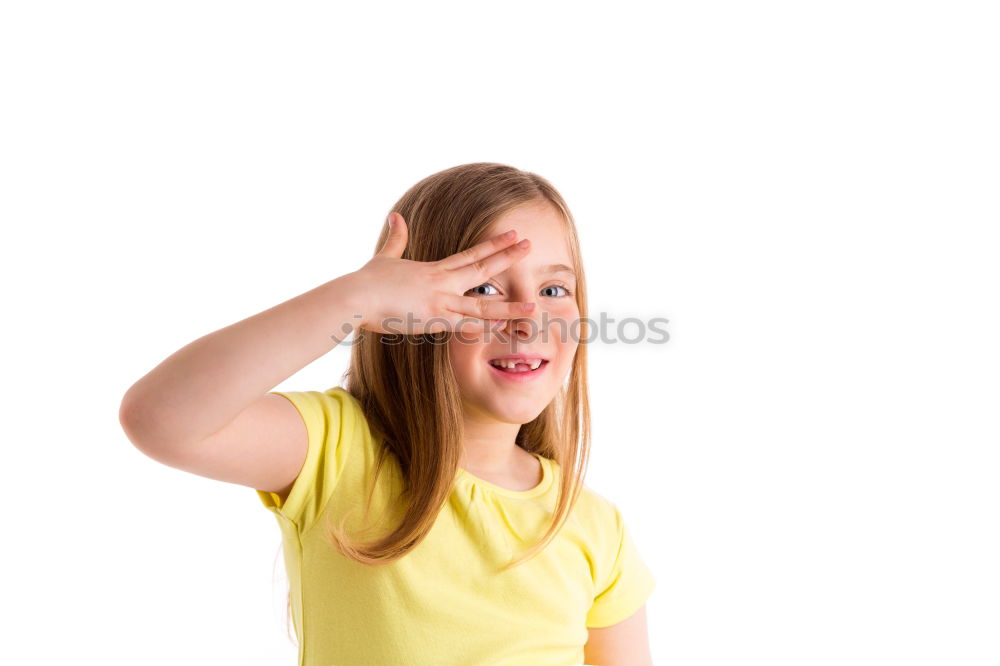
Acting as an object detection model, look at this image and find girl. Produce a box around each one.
[120,162,656,665]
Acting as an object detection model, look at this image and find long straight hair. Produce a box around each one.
[344,162,590,560]
[283,162,592,638]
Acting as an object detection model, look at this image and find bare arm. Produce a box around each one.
[119,271,366,455]
[583,605,653,666]
[118,215,534,495]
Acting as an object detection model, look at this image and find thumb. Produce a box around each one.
[377,212,408,258]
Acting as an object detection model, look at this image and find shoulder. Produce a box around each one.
[323,385,363,410]
[556,470,625,541]
[570,468,618,512]
[543,456,619,520]
[276,385,368,428]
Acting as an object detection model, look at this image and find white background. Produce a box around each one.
[3,1,998,664]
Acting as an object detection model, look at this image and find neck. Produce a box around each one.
[458,409,524,475]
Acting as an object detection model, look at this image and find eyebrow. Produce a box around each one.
[540,263,577,277]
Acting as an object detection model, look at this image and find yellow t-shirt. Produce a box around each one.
[255,386,656,666]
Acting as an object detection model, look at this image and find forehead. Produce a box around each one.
[485,202,574,267]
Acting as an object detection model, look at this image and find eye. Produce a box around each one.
[467,283,500,296]
[541,284,573,298]
[466,282,574,298]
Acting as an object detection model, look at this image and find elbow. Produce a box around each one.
[119,387,204,465]
[119,389,148,449]
[119,387,166,454]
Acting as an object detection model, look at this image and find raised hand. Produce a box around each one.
[351,212,535,335]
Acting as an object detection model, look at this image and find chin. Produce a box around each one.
[471,395,547,424]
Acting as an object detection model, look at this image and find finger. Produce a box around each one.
[443,294,536,321]
[376,212,408,258]
[448,238,531,286]
[437,229,520,271]
[448,315,509,335]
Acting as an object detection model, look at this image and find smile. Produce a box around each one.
[486,358,550,382]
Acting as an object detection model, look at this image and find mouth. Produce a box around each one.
[487,356,550,382]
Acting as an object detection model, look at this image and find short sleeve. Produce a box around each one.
[254,386,358,534]
[585,504,657,628]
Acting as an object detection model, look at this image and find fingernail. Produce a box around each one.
[503,230,516,239]
[522,302,535,312]
[517,239,530,248]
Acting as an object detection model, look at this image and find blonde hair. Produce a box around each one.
[284,162,592,638]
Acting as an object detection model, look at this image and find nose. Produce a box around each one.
[499,302,539,341]
[495,282,540,342]
[506,316,532,338]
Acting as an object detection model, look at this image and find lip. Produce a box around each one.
[487,353,548,363]
[486,358,550,383]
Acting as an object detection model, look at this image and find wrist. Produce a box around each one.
[332,270,375,331]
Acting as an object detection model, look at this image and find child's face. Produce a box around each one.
[448,201,580,425]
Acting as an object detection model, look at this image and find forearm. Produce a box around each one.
[119,271,367,449]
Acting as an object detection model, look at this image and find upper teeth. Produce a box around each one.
[491,359,543,370]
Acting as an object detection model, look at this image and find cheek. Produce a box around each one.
[542,304,580,346]
[546,300,579,322]
[447,341,486,379]
[555,341,579,373]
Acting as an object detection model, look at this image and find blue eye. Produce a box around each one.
[541,285,571,298]
[467,283,500,296]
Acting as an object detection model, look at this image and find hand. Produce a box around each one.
[351,212,535,335]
